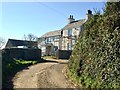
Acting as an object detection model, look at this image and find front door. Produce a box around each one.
[46,46,51,56]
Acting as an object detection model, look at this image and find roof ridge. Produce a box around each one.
[8,39,36,42]
[62,19,86,30]
[46,29,61,33]
[41,29,61,37]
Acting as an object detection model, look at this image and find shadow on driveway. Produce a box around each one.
[2,58,68,89]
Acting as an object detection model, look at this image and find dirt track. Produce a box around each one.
[13,59,75,88]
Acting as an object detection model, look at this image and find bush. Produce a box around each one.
[68,2,120,88]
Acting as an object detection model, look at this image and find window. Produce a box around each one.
[54,36,59,41]
[52,36,55,41]
[67,42,72,50]
[68,29,72,36]
[46,38,49,42]
[49,38,51,42]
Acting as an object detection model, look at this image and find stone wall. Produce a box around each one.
[55,50,72,59]
[2,48,41,61]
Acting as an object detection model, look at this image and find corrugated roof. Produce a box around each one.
[41,30,61,37]
[62,19,86,30]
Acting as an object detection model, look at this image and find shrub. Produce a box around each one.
[68,2,120,88]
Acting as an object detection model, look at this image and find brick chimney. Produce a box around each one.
[85,10,93,21]
[68,15,75,24]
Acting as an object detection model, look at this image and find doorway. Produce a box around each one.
[46,46,51,56]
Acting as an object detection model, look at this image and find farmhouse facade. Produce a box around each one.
[38,10,93,56]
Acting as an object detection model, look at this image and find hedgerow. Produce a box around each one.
[68,2,120,88]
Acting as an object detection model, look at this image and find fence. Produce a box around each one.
[2,48,41,61]
[55,50,72,59]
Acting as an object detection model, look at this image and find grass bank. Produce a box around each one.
[2,58,40,88]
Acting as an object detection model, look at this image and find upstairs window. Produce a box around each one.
[52,36,55,41]
[46,38,49,42]
[68,29,72,36]
[54,36,59,41]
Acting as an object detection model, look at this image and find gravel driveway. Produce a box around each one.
[13,59,75,88]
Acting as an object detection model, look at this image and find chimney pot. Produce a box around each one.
[68,15,75,24]
[72,15,73,19]
[85,10,93,21]
[88,10,92,14]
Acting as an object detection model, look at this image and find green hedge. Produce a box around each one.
[68,2,120,88]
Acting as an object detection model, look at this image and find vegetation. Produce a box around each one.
[2,58,39,87]
[68,2,120,88]
[0,37,5,49]
[23,33,37,41]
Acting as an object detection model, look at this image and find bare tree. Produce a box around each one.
[23,34,27,41]
[93,8,101,15]
[23,34,37,41]
[0,37,5,49]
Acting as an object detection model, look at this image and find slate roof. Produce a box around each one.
[40,19,86,38]
[62,19,86,30]
[5,39,37,48]
[41,30,61,38]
